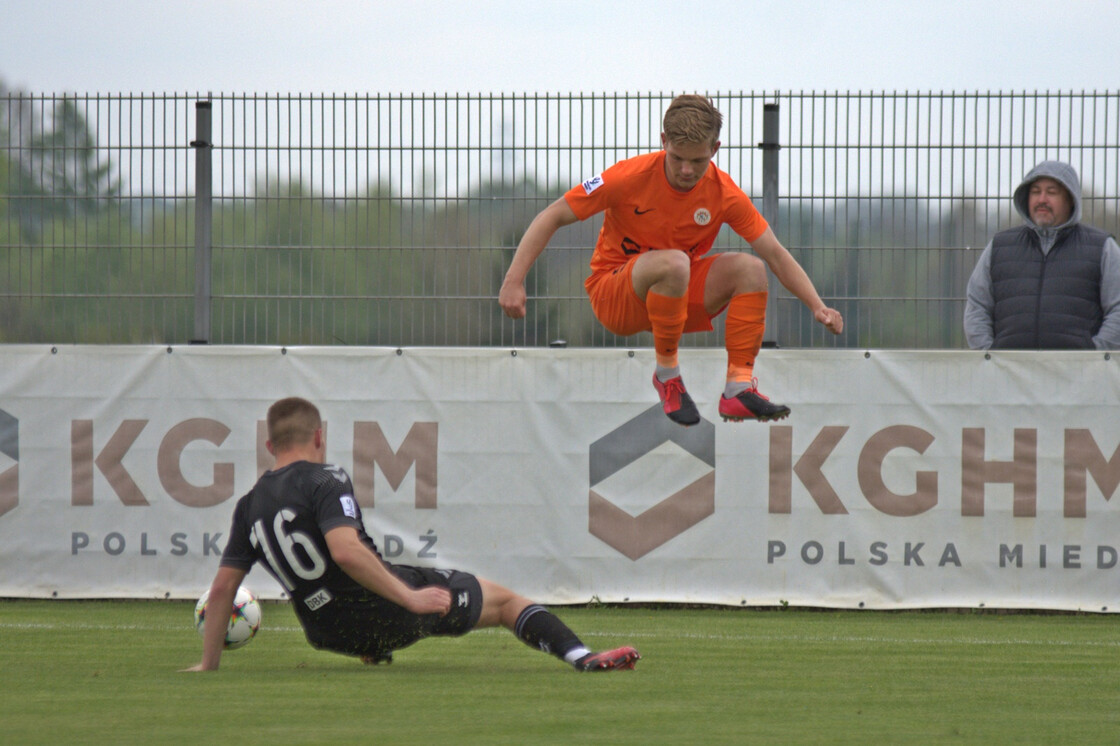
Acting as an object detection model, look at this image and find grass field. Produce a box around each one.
[2,599,1118,745]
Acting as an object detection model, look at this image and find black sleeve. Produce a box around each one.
[218,494,257,571]
[313,464,364,534]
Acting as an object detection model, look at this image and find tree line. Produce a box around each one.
[3,90,1116,348]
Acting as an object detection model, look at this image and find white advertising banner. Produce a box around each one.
[0,344,1117,611]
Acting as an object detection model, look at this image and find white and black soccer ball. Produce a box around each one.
[194,587,262,650]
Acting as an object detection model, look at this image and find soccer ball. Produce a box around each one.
[194,587,262,650]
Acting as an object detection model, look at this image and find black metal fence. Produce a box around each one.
[2,91,1118,347]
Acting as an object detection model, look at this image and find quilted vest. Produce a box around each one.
[989,224,1109,349]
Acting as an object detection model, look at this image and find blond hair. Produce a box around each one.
[663,95,722,147]
[267,397,322,450]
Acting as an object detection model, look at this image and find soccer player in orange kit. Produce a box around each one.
[499,94,843,425]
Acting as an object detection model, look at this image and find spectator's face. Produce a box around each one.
[1028,178,1072,227]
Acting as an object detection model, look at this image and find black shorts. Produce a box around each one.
[297,565,483,659]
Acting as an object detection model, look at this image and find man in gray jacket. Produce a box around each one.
[964,160,1120,349]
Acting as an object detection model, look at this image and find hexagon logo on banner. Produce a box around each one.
[588,405,715,560]
[0,408,18,518]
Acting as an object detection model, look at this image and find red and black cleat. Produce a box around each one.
[575,646,641,672]
[652,374,701,426]
[718,379,791,422]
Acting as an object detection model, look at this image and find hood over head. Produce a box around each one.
[1012,160,1081,229]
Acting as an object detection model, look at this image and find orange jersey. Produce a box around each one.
[564,151,769,276]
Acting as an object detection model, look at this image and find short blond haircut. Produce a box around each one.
[663,95,723,147]
[266,397,321,450]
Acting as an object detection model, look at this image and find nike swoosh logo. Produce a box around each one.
[634,207,654,215]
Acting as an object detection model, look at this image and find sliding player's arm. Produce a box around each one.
[181,565,247,672]
[324,526,450,615]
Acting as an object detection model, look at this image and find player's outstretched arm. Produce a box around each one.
[499,197,579,319]
[181,566,246,672]
[750,227,844,335]
[325,526,451,616]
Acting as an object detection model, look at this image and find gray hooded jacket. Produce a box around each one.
[964,160,1120,349]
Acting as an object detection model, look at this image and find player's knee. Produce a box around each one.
[726,253,767,290]
[639,249,691,291]
[663,248,692,276]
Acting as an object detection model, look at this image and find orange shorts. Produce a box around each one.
[584,254,725,336]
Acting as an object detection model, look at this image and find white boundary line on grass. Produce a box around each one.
[4,621,1120,649]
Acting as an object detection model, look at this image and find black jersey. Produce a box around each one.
[220,459,483,658]
[220,460,379,605]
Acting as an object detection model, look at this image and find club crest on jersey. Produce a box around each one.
[581,175,605,195]
[339,494,357,518]
[693,208,712,226]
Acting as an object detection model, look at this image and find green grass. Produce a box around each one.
[2,600,1118,745]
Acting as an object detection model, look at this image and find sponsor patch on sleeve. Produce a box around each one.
[339,494,357,518]
[581,174,605,195]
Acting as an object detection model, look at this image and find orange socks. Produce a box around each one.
[647,290,766,397]
[646,291,688,370]
[725,292,767,387]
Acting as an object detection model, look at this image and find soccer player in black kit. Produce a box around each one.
[183,397,639,673]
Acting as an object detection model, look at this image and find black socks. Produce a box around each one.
[513,604,589,663]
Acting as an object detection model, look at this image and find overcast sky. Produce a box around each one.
[2,0,1118,95]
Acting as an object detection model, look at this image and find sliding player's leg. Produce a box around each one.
[475,578,640,672]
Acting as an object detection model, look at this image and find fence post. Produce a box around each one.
[759,102,780,347]
[190,100,213,344]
